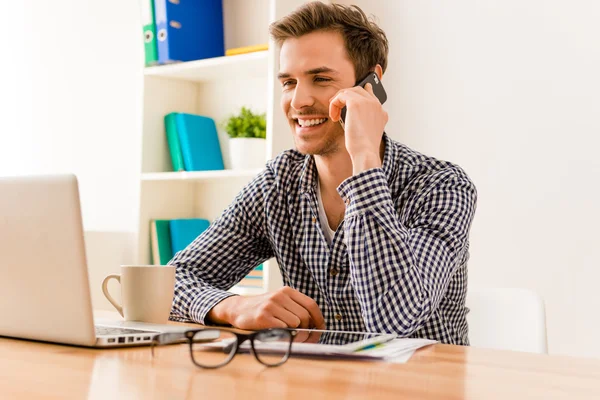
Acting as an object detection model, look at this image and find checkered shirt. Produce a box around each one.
[169,135,477,345]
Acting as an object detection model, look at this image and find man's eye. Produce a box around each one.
[315,77,331,83]
[282,80,295,87]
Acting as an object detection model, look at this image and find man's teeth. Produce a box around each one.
[297,118,327,127]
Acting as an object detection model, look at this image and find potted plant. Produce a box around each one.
[223,107,267,170]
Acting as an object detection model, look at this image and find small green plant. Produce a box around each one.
[223,107,267,139]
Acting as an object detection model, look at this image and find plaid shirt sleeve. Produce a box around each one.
[336,166,477,335]
[168,170,274,324]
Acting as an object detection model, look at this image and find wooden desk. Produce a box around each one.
[1,322,600,399]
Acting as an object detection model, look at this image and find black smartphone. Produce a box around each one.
[340,72,387,127]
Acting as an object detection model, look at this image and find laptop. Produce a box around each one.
[0,174,189,347]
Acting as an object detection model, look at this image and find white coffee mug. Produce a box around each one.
[102,265,176,324]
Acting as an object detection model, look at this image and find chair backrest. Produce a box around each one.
[466,288,548,354]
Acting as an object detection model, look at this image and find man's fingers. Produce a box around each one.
[349,83,375,99]
[329,92,346,122]
[280,295,312,328]
[294,330,311,343]
[293,329,323,343]
[329,88,374,123]
[329,90,358,121]
[304,330,323,343]
[286,290,326,329]
[265,302,301,328]
[263,316,289,329]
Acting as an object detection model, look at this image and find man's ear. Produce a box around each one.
[374,64,383,80]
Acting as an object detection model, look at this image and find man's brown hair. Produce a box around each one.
[269,2,389,82]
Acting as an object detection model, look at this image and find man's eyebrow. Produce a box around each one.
[277,66,339,80]
[306,66,339,75]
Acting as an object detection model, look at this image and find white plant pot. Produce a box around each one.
[229,138,266,170]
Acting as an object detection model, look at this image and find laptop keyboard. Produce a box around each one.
[95,326,159,336]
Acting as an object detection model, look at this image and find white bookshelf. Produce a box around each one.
[136,0,309,295]
[143,51,268,82]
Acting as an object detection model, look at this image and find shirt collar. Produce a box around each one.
[299,153,318,195]
[299,133,394,195]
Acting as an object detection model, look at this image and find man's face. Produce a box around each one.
[278,30,355,156]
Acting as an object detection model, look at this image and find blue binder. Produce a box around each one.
[154,0,225,63]
[169,219,211,254]
[176,113,224,171]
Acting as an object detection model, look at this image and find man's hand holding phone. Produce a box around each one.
[329,72,389,175]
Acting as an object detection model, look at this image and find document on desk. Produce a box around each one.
[288,337,437,363]
[356,338,438,364]
[237,330,437,364]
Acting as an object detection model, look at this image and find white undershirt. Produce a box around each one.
[316,180,336,245]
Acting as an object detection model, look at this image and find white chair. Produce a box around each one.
[466,288,548,354]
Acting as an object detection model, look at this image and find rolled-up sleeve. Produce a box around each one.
[337,166,477,335]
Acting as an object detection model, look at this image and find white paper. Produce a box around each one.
[238,336,437,363]
[383,349,417,364]
[358,338,437,363]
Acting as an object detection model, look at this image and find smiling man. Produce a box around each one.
[169,2,477,345]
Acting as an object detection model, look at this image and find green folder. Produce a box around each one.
[165,113,185,172]
[141,0,158,66]
[150,219,173,265]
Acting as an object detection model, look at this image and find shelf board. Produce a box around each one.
[141,169,263,182]
[143,51,268,83]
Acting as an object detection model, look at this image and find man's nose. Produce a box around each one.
[290,82,314,110]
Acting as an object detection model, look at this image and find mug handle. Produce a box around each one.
[102,274,123,317]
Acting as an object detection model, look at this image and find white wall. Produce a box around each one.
[0,0,143,310]
[0,0,143,232]
[339,0,600,358]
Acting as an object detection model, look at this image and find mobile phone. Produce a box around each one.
[340,72,387,127]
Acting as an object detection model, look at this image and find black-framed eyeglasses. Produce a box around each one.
[151,328,298,369]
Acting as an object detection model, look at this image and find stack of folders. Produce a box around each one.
[140,0,225,66]
[165,113,224,172]
[140,0,268,66]
[150,219,263,288]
